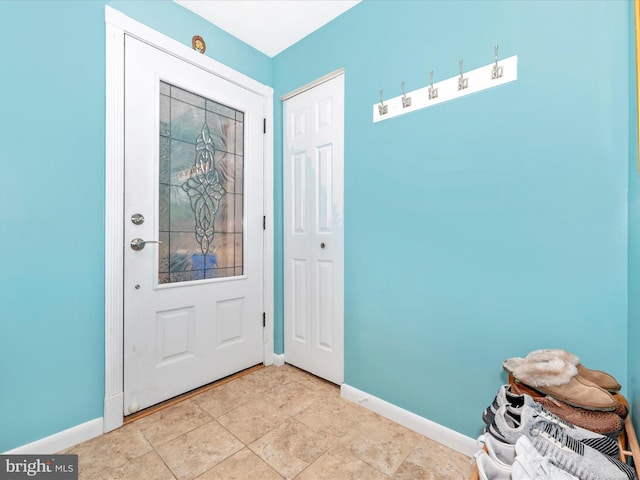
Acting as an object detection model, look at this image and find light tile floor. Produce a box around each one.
[62,365,473,479]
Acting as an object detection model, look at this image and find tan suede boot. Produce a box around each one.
[576,363,622,393]
[533,375,617,411]
[503,355,617,411]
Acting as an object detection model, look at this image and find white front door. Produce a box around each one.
[283,74,344,385]
[123,36,264,414]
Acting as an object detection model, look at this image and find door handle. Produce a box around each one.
[130,238,162,251]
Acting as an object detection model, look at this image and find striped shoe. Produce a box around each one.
[482,384,526,426]
[507,398,619,457]
[488,403,619,458]
[529,422,637,480]
[512,435,578,479]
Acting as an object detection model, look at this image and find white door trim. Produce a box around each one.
[280,68,345,101]
[104,5,274,433]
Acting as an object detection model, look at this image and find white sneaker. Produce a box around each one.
[477,433,516,466]
[512,436,578,480]
[474,450,511,480]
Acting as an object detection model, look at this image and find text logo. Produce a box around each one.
[0,455,77,479]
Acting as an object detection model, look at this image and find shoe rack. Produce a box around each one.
[618,395,640,468]
[469,381,639,480]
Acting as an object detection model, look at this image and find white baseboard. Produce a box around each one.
[3,418,104,455]
[272,354,285,366]
[341,384,478,457]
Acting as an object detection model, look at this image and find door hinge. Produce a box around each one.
[263,118,266,134]
[262,312,266,327]
[263,215,266,230]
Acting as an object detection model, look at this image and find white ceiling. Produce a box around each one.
[174,0,360,57]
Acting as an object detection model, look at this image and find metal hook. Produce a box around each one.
[401,81,411,108]
[492,44,503,79]
[428,70,438,100]
[458,58,468,91]
[378,89,388,115]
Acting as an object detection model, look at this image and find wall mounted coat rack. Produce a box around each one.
[373,47,518,123]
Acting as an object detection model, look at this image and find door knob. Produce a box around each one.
[130,238,162,251]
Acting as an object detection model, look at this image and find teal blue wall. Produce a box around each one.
[0,0,270,452]
[0,0,106,453]
[0,0,634,452]
[273,0,630,436]
[628,0,640,435]
[108,1,271,86]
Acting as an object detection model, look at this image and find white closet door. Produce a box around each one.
[283,74,344,384]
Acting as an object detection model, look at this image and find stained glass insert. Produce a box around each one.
[159,81,244,284]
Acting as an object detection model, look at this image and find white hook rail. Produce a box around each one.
[373,54,518,123]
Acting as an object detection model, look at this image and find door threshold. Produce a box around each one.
[124,363,264,424]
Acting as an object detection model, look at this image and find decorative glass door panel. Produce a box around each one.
[158,81,244,284]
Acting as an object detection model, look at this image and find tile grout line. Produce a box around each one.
[152,442,179,480]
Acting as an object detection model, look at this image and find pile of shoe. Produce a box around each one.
[474,349,637,480]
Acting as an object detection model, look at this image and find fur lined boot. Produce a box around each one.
[504,352,617,412]
[517,349,621,392]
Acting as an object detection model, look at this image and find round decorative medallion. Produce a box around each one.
[192,35,206,54]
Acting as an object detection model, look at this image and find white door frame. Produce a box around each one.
[104,6,274,432]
